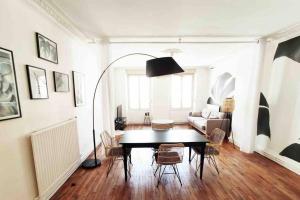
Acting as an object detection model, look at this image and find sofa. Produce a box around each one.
[187,108,229,137]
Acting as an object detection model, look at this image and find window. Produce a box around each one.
[128,75,150,109]
[171,74,193,109]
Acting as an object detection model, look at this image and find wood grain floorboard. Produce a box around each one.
[51,124,300,200]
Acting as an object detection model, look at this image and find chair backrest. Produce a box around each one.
[210,128,226,145]
[100,131,112,148]
[157,143,184,165]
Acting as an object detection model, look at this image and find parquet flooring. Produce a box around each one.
[51,124,300,200]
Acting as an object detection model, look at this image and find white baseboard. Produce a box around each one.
[255,148,300,175]
[228,136,240,148]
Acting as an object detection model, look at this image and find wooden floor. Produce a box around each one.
[52,125,300,200]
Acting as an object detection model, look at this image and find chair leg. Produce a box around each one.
[190,152,196,162]
[129,154,132,165]
[157,165,166,187]
[151,154,155,166]
[210,155,220,174]
[154,165,159,177]
[195,154,199,176]
[173,165,182,186]
[106,157,115,177]
[156,165,162,187]
[127,156,132,177]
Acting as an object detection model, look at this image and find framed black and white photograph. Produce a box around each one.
[26,65,49,99]
[0,47,22,121]
[72,71,85,107]
[36,32,58,64]
[53,71,69,92]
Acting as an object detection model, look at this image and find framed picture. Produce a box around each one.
[26,65,49,99]
[36,32,58,64]
[72,71,85,107]
[0,47,22,121]
[53,71,69,92]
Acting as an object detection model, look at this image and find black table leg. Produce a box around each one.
[200,143,206,179]
[189,147,192,163]
[123,146,128,181]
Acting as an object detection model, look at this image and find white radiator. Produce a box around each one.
[31,118,81,200]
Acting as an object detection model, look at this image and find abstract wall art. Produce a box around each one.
[72,71,85,107]
[53,72,69,92]
[256,35,300,165]
[26,65,49,99]
[0,47,21,121]
[36,32,58,64]
[209,72,235,105]
[273,35,300,63]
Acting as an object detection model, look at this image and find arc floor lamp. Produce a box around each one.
[82,53,184,168]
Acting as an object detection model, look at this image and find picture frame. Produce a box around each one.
[0,47,22,121]
[26,65,49,99]
[53,71,69,92]
[72,71,85,107]
[36,32,58,64]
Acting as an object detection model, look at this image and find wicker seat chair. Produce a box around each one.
[192,128,225,175]
[154,143,184,187]
[100,131,131,177]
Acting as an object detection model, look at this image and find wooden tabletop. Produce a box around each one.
[119,129,209,146]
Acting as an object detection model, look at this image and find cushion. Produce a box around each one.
[209,111,219,119]
[190,112,202,117]
[201,108,211,119]
[193,118,207,129]
[187,116,200,123]
[207,104,220,112]
[218,112,225,119]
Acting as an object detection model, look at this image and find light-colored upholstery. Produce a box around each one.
[188,111,229,137]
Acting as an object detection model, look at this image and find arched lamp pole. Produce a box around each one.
[81,53,184,168]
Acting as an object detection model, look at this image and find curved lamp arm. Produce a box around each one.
[92,53,157,129]
[82,53,157,168]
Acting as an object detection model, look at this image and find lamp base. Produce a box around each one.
[81,159,101,169]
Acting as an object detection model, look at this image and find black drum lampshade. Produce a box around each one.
[146,57,184,77]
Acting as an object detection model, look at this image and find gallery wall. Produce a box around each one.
[255,35,300,174]
[0,0,102,199]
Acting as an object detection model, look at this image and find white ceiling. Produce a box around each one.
[109,42,256,68]
[50,0,300,38]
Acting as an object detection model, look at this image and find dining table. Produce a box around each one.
[118,129,209,181]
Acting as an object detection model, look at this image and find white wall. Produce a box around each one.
[209,43,261,152]
[0,0,102,199]
[193,68,210,111]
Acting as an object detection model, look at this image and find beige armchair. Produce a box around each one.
[192,128,225,175]
[154,143,184,187]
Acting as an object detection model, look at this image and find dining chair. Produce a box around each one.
[100,131,132,177]
[154,143,184,187]
[192,128,225,175]
[151,129,171,166]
